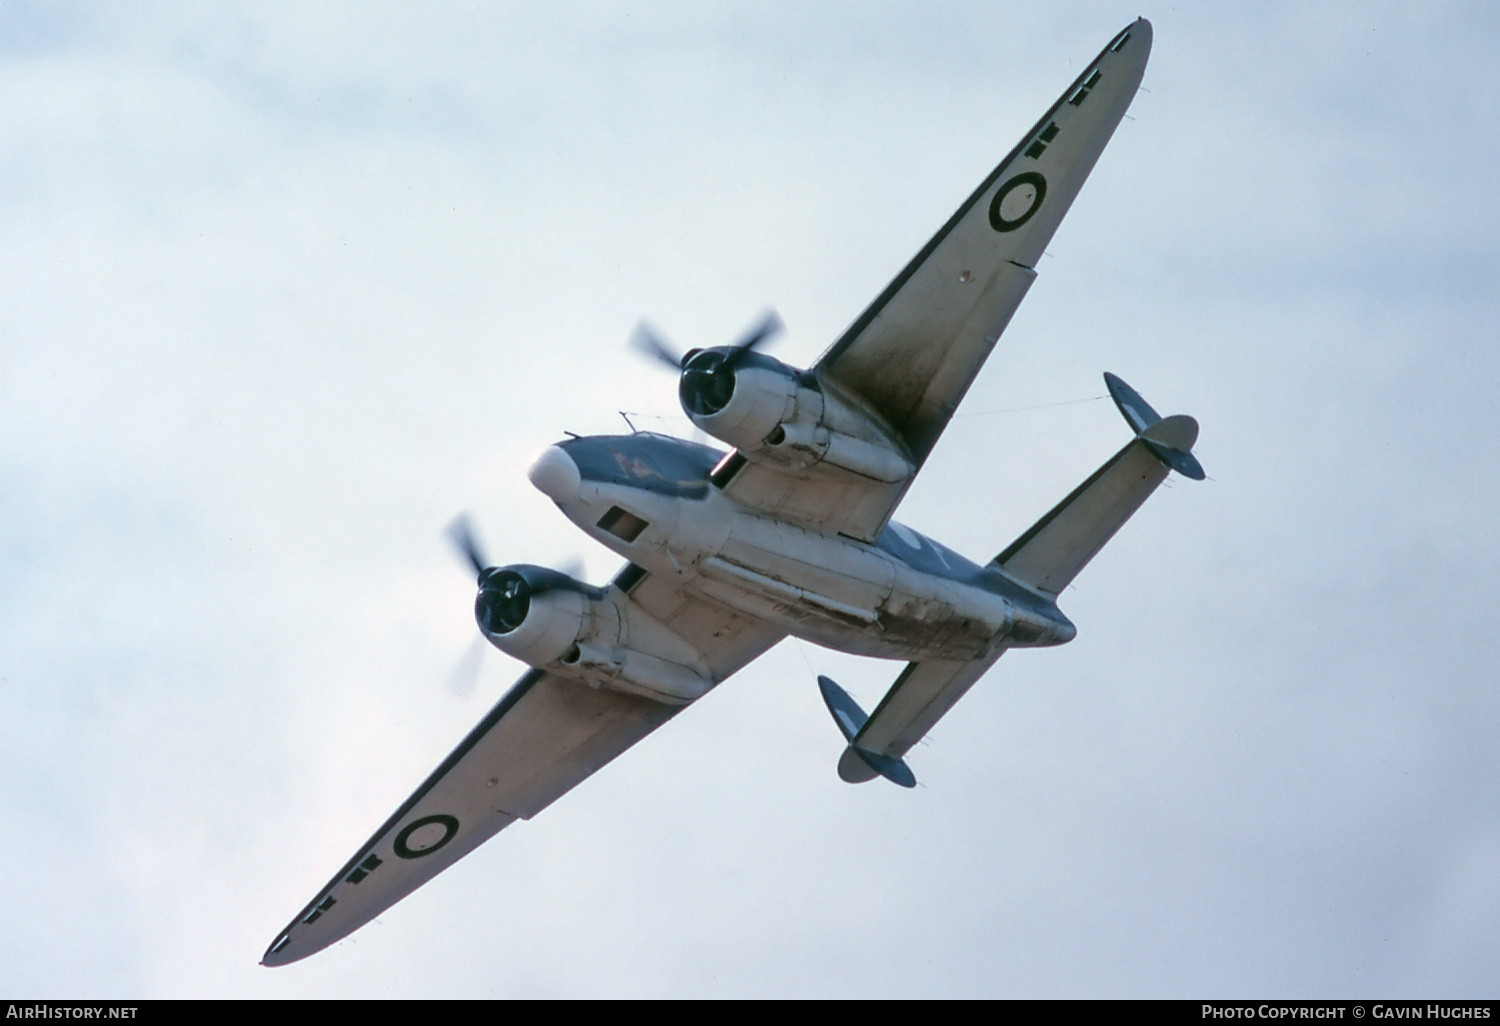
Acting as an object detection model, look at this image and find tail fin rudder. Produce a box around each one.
[1105,370,1205,480]
[817,675,917,788]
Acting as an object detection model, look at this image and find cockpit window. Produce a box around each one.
[560,434,722,499]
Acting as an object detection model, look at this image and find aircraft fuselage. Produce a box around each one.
[528,432,1075,668]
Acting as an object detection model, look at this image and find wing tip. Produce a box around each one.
[1118,17,1153,49]
[260,933,297,968]
[260,923,345,968]
[1103,18,1153,71]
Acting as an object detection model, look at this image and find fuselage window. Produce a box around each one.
[598,506,649,543]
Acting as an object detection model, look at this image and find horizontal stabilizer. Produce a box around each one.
[817,675,916,788]
[1141,414,1205,480]
[850,654,1006,761]
[993,374,1203,596]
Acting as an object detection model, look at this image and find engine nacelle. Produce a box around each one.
[763,420,914,484]
[476,565,591,666]
[476,564,712,705]
[680,350,914,484]
[680,350,799,449]
[559,642,713,705]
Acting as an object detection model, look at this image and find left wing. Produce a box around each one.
[261,668,673,966]
[723,20,1152,542]
[263,566,782,966]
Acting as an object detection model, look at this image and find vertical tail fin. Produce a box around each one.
[817,675,918,788]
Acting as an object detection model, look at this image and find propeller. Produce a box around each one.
[445,516,524,637]
[724,309,783,366]
[628,321,687,371]
[442,515,591,698]
[441,514,493,698]
[478,570,533,634]
[629,310,782,372]
[446,513,489,581]
[630,310,783,418]
[446,634,488,698]
[445,513,591,635]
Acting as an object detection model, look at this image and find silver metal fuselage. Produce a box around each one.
[529,434,1074,672]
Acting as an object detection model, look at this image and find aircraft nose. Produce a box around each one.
[528,444,581,502]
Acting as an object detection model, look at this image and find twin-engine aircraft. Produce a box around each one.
[264,18,1201,966]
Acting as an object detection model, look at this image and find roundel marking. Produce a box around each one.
[394,814,459,859]
[988,171,1047,233]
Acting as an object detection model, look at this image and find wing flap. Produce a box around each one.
[720,463,905,543]
[819,259,1037,466]
[619,562,786,678]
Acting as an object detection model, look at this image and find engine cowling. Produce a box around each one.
[679,350,914,484]
[679,349,798,448]
[475,564,712,705]
[476,565,591,667]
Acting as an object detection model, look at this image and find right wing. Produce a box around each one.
[617,561,787,679]
[718,21,1152,544]
[263,564,782,967]
[261,668,674,967]
[815,20,1151,468]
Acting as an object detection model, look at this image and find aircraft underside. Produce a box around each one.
[262,18,1205,968]
[528,433,1076,669]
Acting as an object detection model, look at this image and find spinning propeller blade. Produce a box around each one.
[724,309,783,368]
[445,634,488,698]
[445,514,488,580]
[628,310,782,373]
[628,321,685,371]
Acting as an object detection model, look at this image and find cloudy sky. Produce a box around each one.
[3,0,1497,998]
